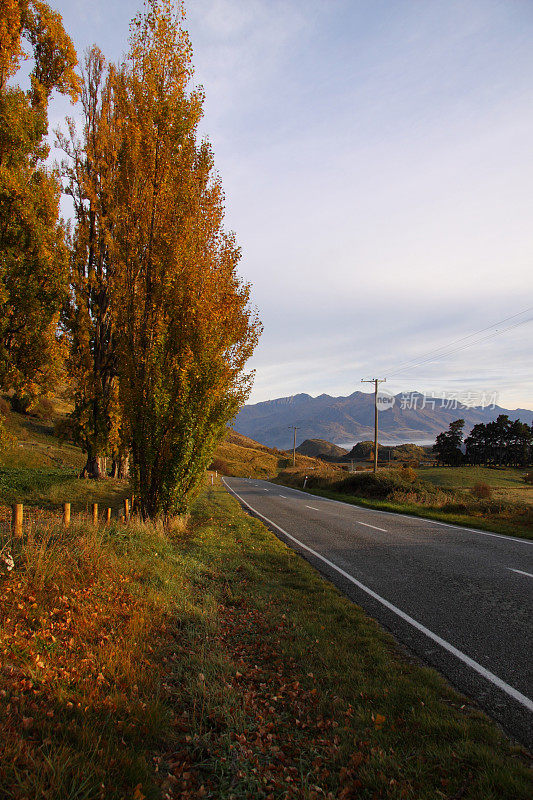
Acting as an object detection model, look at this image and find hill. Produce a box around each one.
[346,440,428,462]
[0,397,341,496]
[213,430,342,481]
[296,438,349,460]
[232,390,533,449]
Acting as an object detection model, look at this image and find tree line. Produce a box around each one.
[433,416,532,467]
[0,0,261,518]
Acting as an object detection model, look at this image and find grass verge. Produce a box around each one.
[275,482,533,541]
[275,468,533,541]
[0,484,531,799]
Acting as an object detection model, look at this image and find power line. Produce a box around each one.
[384,306,533,379]
[386,311,533,379]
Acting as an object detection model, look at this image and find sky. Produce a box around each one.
[45,0,533,409]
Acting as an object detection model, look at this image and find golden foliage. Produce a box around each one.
[0,0,79,394]
[105,1,261,516]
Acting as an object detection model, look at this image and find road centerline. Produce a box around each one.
[508,568,533,579]
[356,520,387,532]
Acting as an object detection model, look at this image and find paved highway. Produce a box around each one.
[223,477,533,749]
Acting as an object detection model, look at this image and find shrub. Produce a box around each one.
[0,396,10,415]
[31,396,55,420]
[208,457,229,475]
[399,465,417,483]
[10,393,32,414]
[471,482,492,500]
[524,472,533,485]
[333,470,409,499]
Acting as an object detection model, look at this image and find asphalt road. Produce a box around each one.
[223,476,533,749]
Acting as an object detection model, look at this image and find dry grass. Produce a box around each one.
[0,513,191,799]
[214,433,343,482]
[0,488,531,799]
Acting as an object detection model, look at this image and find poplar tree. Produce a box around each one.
[58,48,125,478]
[0,0,79,394]
[110,0,261,517]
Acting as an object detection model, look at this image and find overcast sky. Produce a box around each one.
[47,0,533,409]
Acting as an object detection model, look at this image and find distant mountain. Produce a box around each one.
[232,391,533,449]
[295,439,349,460]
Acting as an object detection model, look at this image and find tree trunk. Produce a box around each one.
[80,456,106,479]
[111,454,130,479]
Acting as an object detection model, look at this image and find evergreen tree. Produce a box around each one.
[433,419,465,466]
[465,417,532,467]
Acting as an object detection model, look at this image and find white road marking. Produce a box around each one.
[223,478,533,714]
[306,505,320,510]
[246,481,532,546]
[356,521,387,532]
[508,568,533,579]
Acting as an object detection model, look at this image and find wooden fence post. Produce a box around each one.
[105,507,112,524]
[91,503,98,526]
[124,498,130,522]
[12,504,23,538]
[63,502,71,528]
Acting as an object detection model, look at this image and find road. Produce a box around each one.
[223,477,533,749]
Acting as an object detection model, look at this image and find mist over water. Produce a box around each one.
[339,439,436,449]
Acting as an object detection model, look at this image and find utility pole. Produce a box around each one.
[361,378,386,473]
[288,425,299,467]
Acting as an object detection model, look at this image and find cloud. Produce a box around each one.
[43,0,533,410]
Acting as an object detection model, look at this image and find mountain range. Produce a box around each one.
[232,391,533,450]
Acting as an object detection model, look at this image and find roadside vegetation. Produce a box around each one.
[3,397,530,540]
[277,465,533,540]
[1,483,531,800]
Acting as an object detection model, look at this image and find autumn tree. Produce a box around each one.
[0,0,79,397]
[57,48,126,479]
[109,0,260,517]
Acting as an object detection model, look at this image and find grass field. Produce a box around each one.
[1,408,84,470]
[417,465,529,489]
[0,483,531,799]
[417,465,533,509]
[0,466,132,511]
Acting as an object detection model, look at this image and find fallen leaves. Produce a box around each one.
[373,713,386,730]
[149,597,370,799]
